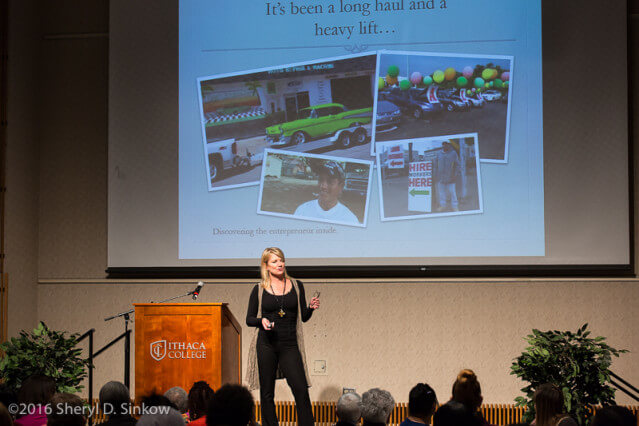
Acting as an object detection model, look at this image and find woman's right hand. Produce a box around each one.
[262,318,272,330]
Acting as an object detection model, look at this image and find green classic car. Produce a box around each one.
[266,103,372,147]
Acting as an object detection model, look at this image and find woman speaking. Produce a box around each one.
[246,247,320,426]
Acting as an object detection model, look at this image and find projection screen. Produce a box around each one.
[107,0,631,277]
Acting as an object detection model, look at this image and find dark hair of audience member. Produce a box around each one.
[0,403,13,426]
[188,381,215,421]
[408,383,437,421]
[206,383,254,426]
[433,400,479,426]
[452,369,483,413]
[0,385,16,412]
[47,392,86,426]
[141,392,176,410]
[99,381,131,417]
[590,405,636,426]
[533,383,566,426]
[17,375,56,405]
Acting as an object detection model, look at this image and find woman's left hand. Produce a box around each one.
[309,297,320,310]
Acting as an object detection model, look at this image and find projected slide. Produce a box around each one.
[178,0,544,261]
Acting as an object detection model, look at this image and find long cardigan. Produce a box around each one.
[245,279,312,390]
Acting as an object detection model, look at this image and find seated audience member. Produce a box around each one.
[590,406,636,426]
[97,381,136,425]
[335,392,362,426]
[451,369,491,425]
[14,375,56,426]
[0,403,14,426]
[400,383,437,426]
[187,381,214,425]
[137,408,185,426]
[142,394,175,411]
[205,384,254,426]
[433,400,480,426]
[533,384,577,426]
[164,387,188,422]
[46,392,86,426]
[0,384,17,417]
[361,388,395,426]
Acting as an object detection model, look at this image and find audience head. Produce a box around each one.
[590,405,636,426]
[408,383,437,422]
[99,381,131,417]
[336,392,362,424]
[17,374,56,405]
[188,380,215,421]
[361,388,395,425]
[533,383,565,426]
[46,392,86,426]
[0,403,13,426]
[206,383,254,426]
[451,369,483,413]
[137,407,185,426]
[164,386,188,414]
[433,400,478,426]
[142,393,175,410]
[0,384,17,413]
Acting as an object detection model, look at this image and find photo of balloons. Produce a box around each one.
[376,55,511,97]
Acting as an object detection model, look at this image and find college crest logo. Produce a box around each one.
[150,340,167,361]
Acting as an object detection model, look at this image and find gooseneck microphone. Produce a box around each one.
[192,281,204,300]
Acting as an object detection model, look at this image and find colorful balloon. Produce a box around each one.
[433,70,445,84]
[482,68,495,80]
[456,76,468,87]
[462,66,473,78]
[423,75,433,86]
[466,90,472,95]
[485,82,490,88]
[378,77,385,90]
[444,67,456,81]
[501,71,510,81]
[385,74,398,86]
[410,72,423,85]
[504,81,509,87]
[474,77,485,88]
[399,79,411,90]
[494,78,503,88]
[387,65,399,78]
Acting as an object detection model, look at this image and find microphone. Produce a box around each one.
[192,281,204,300]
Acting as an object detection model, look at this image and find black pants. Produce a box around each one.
[257,330,314,426]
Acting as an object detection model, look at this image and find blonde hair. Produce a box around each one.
[259,247,292,289]
[452,369,483,412]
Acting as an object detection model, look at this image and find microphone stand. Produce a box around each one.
[103,287,201,389]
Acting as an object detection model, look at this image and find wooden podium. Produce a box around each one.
[134,303,241,400]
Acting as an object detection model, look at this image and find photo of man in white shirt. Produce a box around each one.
[294,161,360,225]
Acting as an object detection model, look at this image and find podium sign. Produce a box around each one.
[134,303,241,401]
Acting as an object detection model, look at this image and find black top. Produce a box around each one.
[246,280,313,331]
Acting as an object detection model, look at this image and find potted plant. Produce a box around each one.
[0,322,91,393]
[510,323,627,425]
